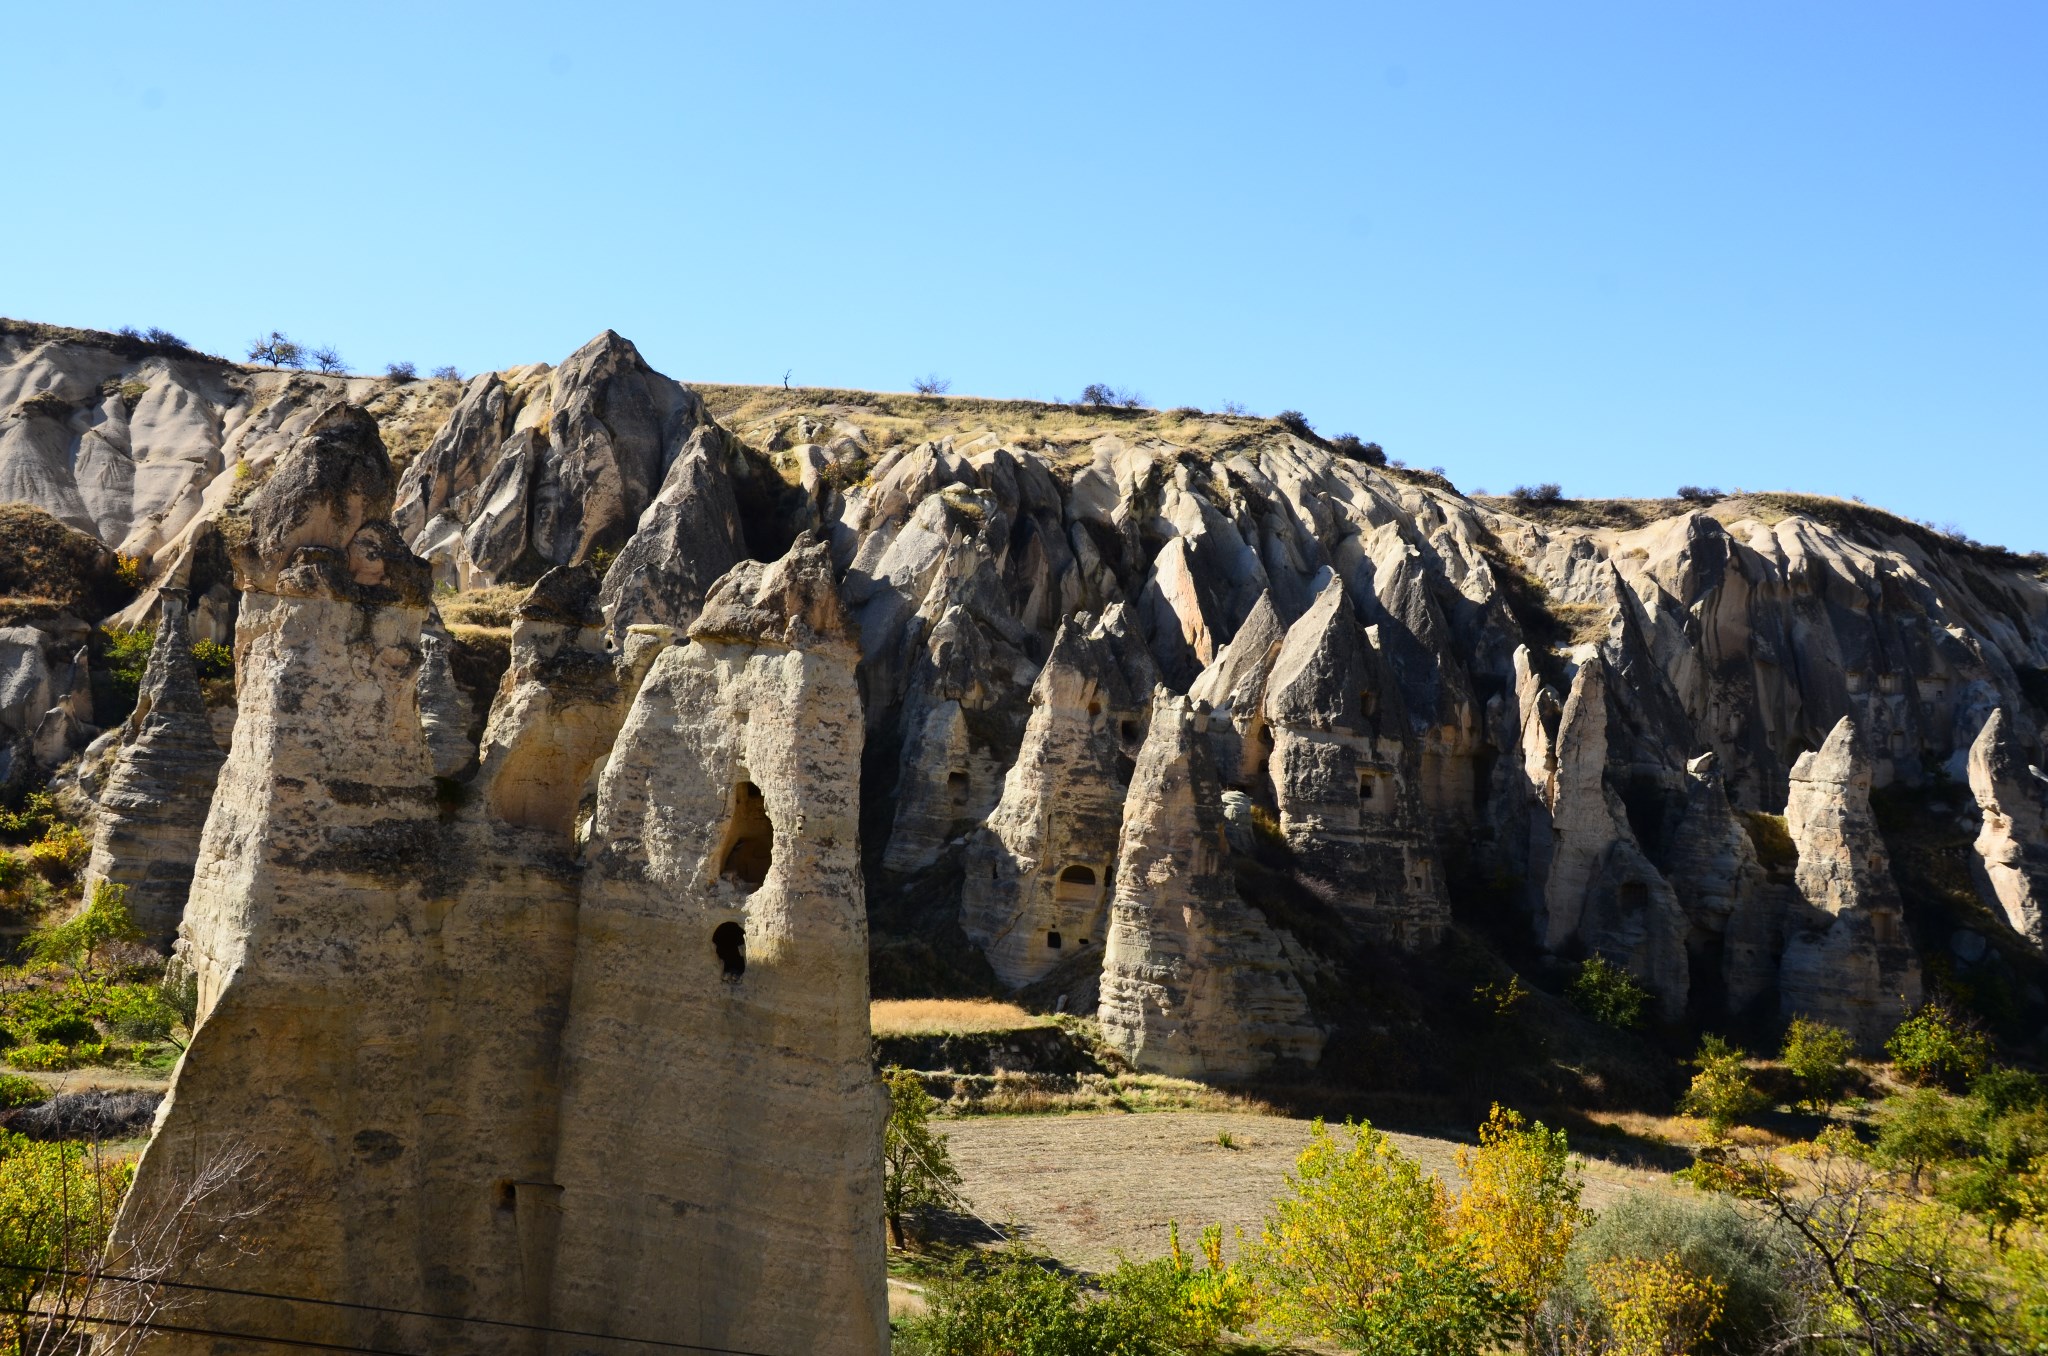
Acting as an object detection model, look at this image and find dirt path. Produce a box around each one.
[943,1109,1670,1273]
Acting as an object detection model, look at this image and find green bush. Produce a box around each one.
[0,854,25,893]
[0,1075,43,1108]
[189,638,234,680]
[1780,1017,1854,1112]
[900,1246,1153,1355]
[27,881,143,970]
[100,626,155,706]
[100,985,177,1041]
[28,1016,94,1046]
[1567,955,1650,1029]
[1552,1191,1788,1354]
[1887,1001,1993,1089]
[1679,1037,1767,1140]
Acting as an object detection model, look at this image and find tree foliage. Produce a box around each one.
[1886,1001,1992,1089]
[1678,1037,1767,1141]
[1455,1103,1589,1324]
[244,332,305,369]
[1781,1017,1855,1113]
[1568,955,1650,1030]
[882,1066,962,1248]
[1249,1119,1523,1355]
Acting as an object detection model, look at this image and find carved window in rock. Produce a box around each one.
[1619,881,1650,913]
[712,920,746,979]
[1879,673,1904,696]
[948,771,971,811]
[1046,930,1063,949]
[1359,773,1379,807]
[1121,718,1143,743]
[1053,864,1099,906]
[1358,690,1379,720]
[719,781,773,891]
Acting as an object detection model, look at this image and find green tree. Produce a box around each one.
[1568,955,1650,1029]
[1780,1016,1854,1113]
[1874,1088,1969,1192]
[1887,1000,1993,1089]
[0,1134,134,1352]
[882,1066,962,1249]
[28,881,144,971]
[1249,1119,1521,1355]
[1678,1037,1766,1141]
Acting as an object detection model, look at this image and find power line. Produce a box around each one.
[0,1263,785,1356]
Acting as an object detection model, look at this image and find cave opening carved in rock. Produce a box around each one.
[719,781,773,890]
[712,920,746,978]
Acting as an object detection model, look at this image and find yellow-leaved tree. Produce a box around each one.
[1452,1101,1591,1342]
[1588,1249,1727,1356]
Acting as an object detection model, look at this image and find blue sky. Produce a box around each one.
[5,3,2043,549]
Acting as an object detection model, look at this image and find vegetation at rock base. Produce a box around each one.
[1779,1018,1854,1113]
[0,1134,136,1351]
[1677,1038,1767,1142]
[884,1066,966,1249]
[1884,1000,1993,1089]
[1567,956,1650,1031]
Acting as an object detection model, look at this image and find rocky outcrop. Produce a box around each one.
[1262,579,1449,950]
[1532,653,1690,1017]
[1778,717,1923,1049]
[394,332,714,584]
[1968,709,2048,949]
[78,597,224,948]
[960,605,1156,987]
[548,535,886,1354]
[1098,692,1322,1080]
[596,423,746,641]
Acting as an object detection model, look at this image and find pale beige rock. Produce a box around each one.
[961,605,1156,987]
[1099,692,1323,1080]
[1262,579,1448,949]
[79,597,225,948]
[547,535,887,1354]
[1778,717,1923,1049]
[1968,709,2047,949]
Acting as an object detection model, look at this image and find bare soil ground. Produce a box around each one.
[943,1109,1673,1273]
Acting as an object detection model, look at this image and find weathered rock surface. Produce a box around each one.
[961,605,1156,987]
[111,423,882,1354]
[1968,709,2048,949]
[549,534,886,1354]
[1098,692,1323,1080]
[7,316,2041,1177]
[77,596,224,947]
[1778,717,1924,1049]
[393,332,714,584]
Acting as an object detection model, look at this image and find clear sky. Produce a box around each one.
[5,3,2043,550]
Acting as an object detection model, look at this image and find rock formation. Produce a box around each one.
[1262,578,1451,950]
[1778,717,1924,1049]
[1098,692,1323,1079]
[77,596,225,947]
[1968,708,2048,949]
[961,605,1156,988]
[549,535,886,1355]
[110,412,885,1354]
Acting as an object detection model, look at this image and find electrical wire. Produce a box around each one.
[0,1263,787,1356]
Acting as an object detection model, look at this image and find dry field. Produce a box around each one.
[871,998,1045,1036]
[942,1109,1675,1273]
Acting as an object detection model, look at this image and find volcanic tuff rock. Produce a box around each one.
[77,596,224,948]
[1778,717,1924,1050]
[1,316,2039,1166]
[1098,692,1324,1078]
[109,414,884,1353]
[961,604,1157,987]
[1969,708,2048,949]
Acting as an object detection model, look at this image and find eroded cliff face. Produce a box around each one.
[107,413,883,1353]
[7,316,2043,1330]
